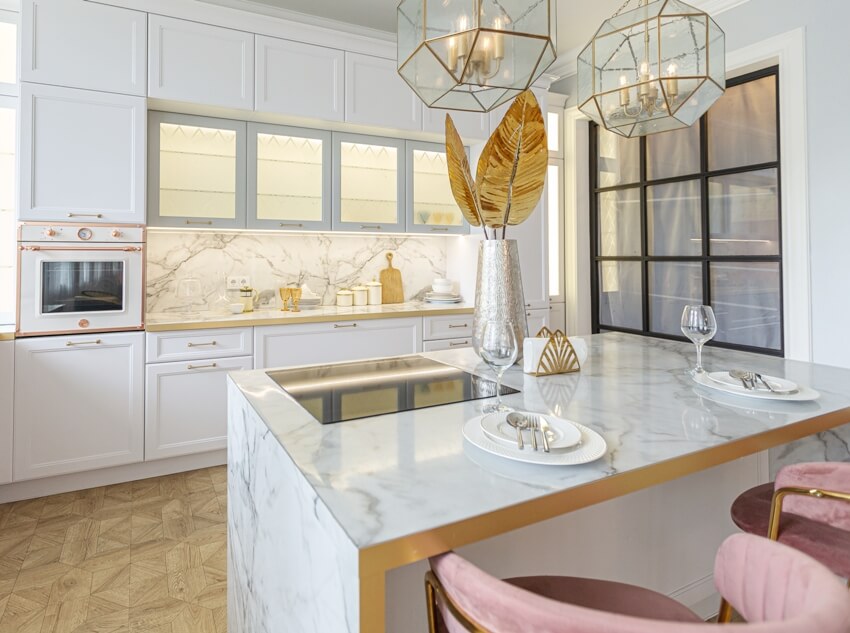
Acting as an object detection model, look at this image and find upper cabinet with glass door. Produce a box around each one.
[247,123,332,231]
[405,141,468,235]
[332,133,405,233]
[148,112,247,229]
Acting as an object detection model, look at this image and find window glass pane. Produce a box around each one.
[649,262,702,336]
[340,142,398,224]
[0,20,15,85]
[598,188,640,257]
[412,149,462,227]
[647,124,700,180]
[41,262,125,314]
[711,262,781,350]
[547,111,560,154]
[648,180,701,256]
[598,261,642,330]
[159,123,237,219]
[597,127,640,187]
[0,103,14,325]
[547,163,561,297]
[709,169,779,256]
[708,75,777,170]
[256,133,324,223]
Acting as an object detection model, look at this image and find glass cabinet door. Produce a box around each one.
[406,140,469,235]
[247,123,331,231]
[332,132,405,232]
[147,112,246,228]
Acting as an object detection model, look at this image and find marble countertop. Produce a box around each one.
[0,325,14,341]
[228,332,850,551]
[146,301,473,331]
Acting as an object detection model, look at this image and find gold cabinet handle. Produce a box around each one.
[279,223,304,228]
[333,323,357,329]
[188,363,218,370]
[66,339,102,346]
[430,227,449,232]
[360,225,381,230]
[185,220,213,225]
[67,213,103,218]
[449,341,468,347]
[187,341,217,348]
[448,324,469,329]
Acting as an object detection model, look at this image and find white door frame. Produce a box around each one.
[563,28,811,361]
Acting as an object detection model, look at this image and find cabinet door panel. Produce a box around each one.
[526,308,550,338]
[406,140,468,235]
[18,84,146,223]
[422,338,472,352]
[512,197,549,310]
[146,355,252,461]
[256,36,344,121]
[13,332,144,481]
[345,53,421,131]
[146,328,253,363]
[0,340,12,485]
[148,111,247,229]
[22,0,146,96]
[149,15,253,110]
[255,318,422,368]
[423,106,488,142]
[247,122,332,231]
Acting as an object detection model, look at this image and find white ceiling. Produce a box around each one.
[201,0,626,57]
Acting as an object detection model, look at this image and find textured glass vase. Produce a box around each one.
[473,240,529,361]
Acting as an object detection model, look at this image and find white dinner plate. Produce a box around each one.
[426,298,463,304]
[693,372,820,402]
[463,416,607,466]
[708,371,798,394]
[425,291,460,299]
[480,412,582,450]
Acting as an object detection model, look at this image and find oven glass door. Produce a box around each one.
[41,260,125,314]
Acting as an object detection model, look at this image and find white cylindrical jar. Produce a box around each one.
[366,280,382,305]
[336,289,353,307]
[351,285,368,307]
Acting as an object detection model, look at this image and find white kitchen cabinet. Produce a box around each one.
[18,83,146,224]
[146,327,253,363]
[146,355,252,461]
[13,332,144,481]
[422,314,473,341]
[550,302,567,334]
[148,15,254,110]
[422,338,472,352]
[406,140,468,235]
[255,318,422,368]
[512,198,549,310]
[0,340,12,485]
[256,36,344,122]
[423,106,488,143]
[526,308,550,338]
[345,53,421,132]
[22,0,146,96]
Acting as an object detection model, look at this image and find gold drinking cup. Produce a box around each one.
[289,287,302,312]
[279,287,292,311]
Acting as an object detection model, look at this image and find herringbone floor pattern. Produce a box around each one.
[0,466,227,633]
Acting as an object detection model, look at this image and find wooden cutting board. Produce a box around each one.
[380,252,404,304]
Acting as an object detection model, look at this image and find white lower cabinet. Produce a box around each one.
[0,341,13,485]
[13,332,144,481]
[422,338,472,352]
[145,355,252,461]
[526,308,551,337]
[255,318,422,368]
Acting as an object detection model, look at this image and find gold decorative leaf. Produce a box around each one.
[476,90,548,228]
[533,328,581,376]
[445,115,482,227]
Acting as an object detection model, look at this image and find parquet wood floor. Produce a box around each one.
[0,466,227,633]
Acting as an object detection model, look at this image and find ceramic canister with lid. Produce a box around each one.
[351,285,368,306]
[366,279,382,305]
[336,289,354,307]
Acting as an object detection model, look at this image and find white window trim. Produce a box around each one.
[0,8,18,97]
[564,28,811,361]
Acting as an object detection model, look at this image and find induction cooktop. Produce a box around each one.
[267,356,520,425]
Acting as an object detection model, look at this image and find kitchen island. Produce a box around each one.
[226,332,850,632]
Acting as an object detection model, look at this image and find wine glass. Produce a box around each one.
[279,287,292,311]
[479,320,519,414]
[681,305,717,375]
[289,287,302,312]
[176,278,204,317]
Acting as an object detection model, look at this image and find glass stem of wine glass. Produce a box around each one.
[495,368,504,405]
[695,342,704,373]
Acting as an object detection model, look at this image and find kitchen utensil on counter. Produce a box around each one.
[289,286,303,312]
[681,305,717,375]
[351,285,368,307]
[336,289,353,307]
[279,287,292,311]
[366,279,382,305]
[479,320,519,414]
[380,253,404,304]
[177,278,204,317]
[239,286,257,313]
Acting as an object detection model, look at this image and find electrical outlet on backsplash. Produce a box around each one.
[145,230,450,313]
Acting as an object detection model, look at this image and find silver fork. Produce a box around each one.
[528,414,551,453]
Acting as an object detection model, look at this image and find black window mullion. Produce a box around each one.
[699,108,711,309]
[640,135,649,334]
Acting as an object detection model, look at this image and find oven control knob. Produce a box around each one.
[78,319,90,329]
[44,228,56,237]
[77,228,93,241]
[111,229,122,238]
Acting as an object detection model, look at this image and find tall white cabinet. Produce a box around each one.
[0,341,12,485]
[345,53,421,132]
[14,332,145,481]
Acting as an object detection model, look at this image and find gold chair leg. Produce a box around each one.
[425,572,439,633]
[717,597,734,623]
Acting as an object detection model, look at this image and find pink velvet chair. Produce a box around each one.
[425,533,850,632]
[718,461,850,622]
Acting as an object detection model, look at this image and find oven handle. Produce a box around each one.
[20,246,143,252]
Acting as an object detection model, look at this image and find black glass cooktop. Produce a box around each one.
[267,356,519,425]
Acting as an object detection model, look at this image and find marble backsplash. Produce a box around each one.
[146,231,448,313]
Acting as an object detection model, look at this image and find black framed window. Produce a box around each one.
[590,67,783,355]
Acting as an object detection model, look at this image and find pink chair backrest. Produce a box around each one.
[430,534,850,633]
[775,462,850,531]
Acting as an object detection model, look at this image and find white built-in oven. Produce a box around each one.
[17,223,145,337]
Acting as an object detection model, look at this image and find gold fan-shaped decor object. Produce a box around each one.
[445,89,548,239]
[531,327,582,377]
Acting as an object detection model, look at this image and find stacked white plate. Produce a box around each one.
[693,371,820,402]
[463,412,607,466]
[425,291,463,304]
[299,296,322,309]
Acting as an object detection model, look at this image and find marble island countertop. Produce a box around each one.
[146,301,473,331]
[228,332,850,554]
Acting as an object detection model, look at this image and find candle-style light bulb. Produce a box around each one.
[492,16,505,60]
[619,74,630,107]
[666,62,679,99]
[456,14,469,58]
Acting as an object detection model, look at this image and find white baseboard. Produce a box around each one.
[0,450,227,503]
[670,572,720,620]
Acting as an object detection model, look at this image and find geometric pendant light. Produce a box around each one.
[397,0,557,113]
[577,0,726,137]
